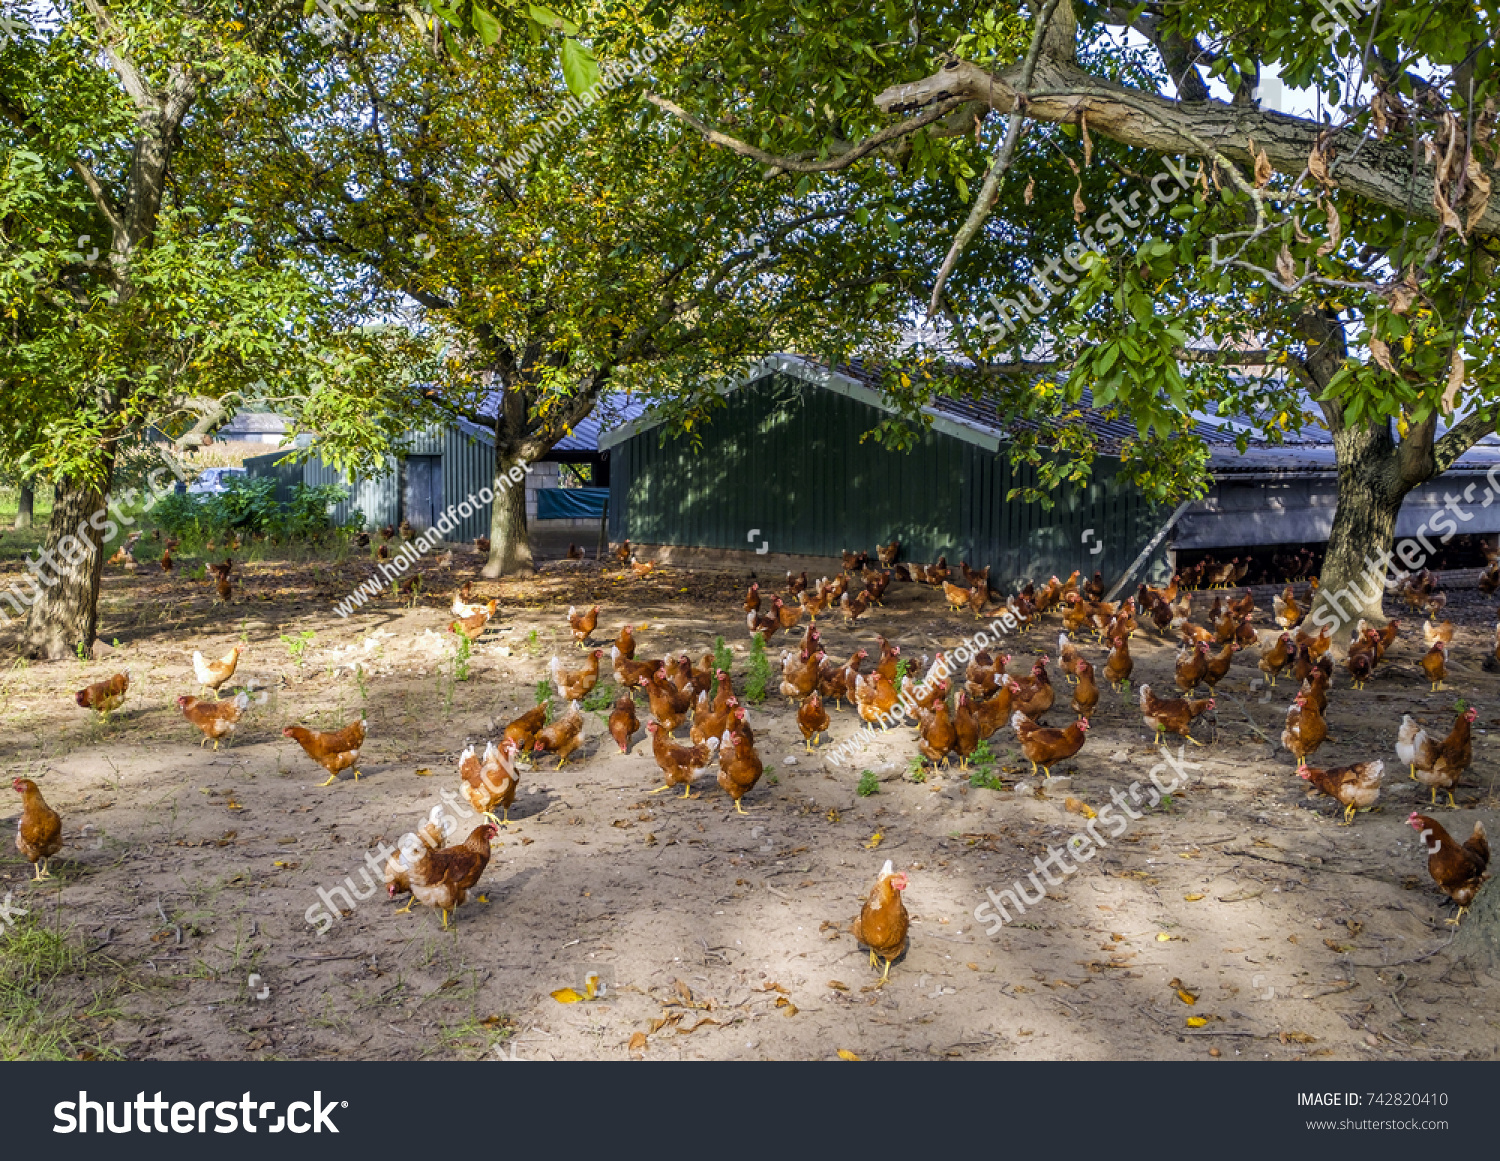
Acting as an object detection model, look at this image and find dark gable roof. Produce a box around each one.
[463,390,651,454]
[599,354,1254,455]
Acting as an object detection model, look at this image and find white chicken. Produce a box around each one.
[1395,714,1438,781]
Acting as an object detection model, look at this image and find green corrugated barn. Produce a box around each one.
[600,356,1214,589]
[244,421,497,542]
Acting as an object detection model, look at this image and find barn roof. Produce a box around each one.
[597,354,1256,455]
[463,390,651,454]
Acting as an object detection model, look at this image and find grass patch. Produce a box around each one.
[0,910,126,1060]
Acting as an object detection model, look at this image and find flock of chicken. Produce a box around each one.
[741,548,1490,930]
[11,538,1494,993]
[16,646,370,883]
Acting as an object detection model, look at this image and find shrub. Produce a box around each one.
[746,633,771,705]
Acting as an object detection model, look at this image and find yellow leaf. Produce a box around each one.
[1186,1016,1208,1027]
[1177,989,1198,1006]
[864,831,883,849]
[628,1032,648,1052]
[837,1049,861,1061]
[1183,893,1205,902]
[413,767,433,777]
[1156,932,1180,942]
[551,987,585,1003]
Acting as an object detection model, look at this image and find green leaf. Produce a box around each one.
[470,5,502,46]
[561,38,599,95]
[528,4,580,34]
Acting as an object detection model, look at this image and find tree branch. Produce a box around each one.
[1432,410,1497,475]
[926,0,1064,315]
[646,93,971,173]
[871,58,1500,238]
[0,97,126,235]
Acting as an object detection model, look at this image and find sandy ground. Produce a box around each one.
[1,541,1498,1061]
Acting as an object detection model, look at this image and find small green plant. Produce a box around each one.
[969,738,997,771]
[746,632,771,705]
[353,663,370,702]
[1454,697,1469,714]
[765,767,779,786]
[895,658,912,686]
[535,678,552,720]
[526,628,541,656]
[856,770,880,797]
[239,619,250,645]
[582,679,614,712]
[74,640,89,663]
[969,768,1005,791]
[453,633,473,682]
[280,629,316,667]
[711,635,734,696]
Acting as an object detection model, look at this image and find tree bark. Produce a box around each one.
[13,483,33,530]
[20,471,113,659]
[1305,425,1411,640]
[482,455,535,578]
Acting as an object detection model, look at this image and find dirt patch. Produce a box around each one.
[2,546,1497,1060]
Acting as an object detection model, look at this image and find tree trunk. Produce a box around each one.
[1305,426,1410,642]
[13,483,33,530]
[482,454,535,578]
[20,473,112,659]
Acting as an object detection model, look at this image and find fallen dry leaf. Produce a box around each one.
[628,1031,648,1052]
[837,1049,861,1061]
[551,987,585,1004]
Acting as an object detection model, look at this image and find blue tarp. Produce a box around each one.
[537,486,608,520]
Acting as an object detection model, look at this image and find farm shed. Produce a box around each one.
[600,355,1240,588]
[244,395,647,539]
[1171,438,1500,570]
[244,421,496,541]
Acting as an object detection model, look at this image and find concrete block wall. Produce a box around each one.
[524,461,560,522]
